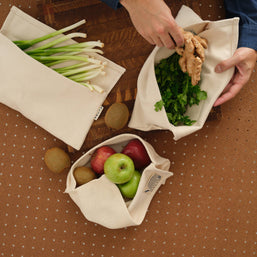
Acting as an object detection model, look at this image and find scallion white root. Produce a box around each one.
[81,82,104,93]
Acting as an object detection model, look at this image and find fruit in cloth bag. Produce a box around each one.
[65,134,172,229]
[121,139,151,170]
[104,153,135,184]
[118,170,142,199]
[90,146,116,174]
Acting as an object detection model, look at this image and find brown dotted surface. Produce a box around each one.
[1,1,257,257]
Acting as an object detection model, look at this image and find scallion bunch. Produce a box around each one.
[13,20,105,93]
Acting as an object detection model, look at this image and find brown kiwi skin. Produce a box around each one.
[104,102,129,130]
[73,166,97,186]
[44,147,71,173]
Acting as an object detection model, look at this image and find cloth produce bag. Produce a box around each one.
[0,6,125,150]
[65,133,172,229]
[129,5,239,140]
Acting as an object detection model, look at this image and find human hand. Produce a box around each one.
[120,0,184,49]
[214,47,257,106]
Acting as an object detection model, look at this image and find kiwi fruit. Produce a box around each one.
[73,166,97,186]
[44,147,71,173]
[104,102,129,130]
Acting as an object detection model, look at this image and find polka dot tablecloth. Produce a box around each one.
[0,1,257,257]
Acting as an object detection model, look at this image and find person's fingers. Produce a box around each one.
[215,55,239,73]
[153,24,183,49]
[151,35,164,47]
[168,25,184,47]
[214,68,250,107]
[221,75,235,93]
[145,35,155,45]
[213,92,231,106]
[213,81,244,106]
[213,48,256,106]
[159,33,176,49]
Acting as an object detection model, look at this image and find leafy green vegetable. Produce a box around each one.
[154,53,207,126]
[154,100,164,111]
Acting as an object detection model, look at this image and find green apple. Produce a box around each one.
[104,153,135,184]
[118,170,141,199]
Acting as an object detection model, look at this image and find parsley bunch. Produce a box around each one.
[154,53,207,126]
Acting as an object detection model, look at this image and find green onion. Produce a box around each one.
[60,64,103,76]
[30,55,101,64]
[53,62,90,72]
[13,20,106,93]
[13,20,86,50]
[25,32,87,52]
[68,69,105,81]
[25,46,103,56]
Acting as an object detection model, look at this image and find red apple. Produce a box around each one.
[90,146,116,174]
[121,139,151,170]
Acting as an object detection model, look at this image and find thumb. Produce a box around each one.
[215,55,238,73]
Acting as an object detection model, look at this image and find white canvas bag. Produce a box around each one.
[129,5,239,140]
[65,134,172,229]
[0,6,125,150]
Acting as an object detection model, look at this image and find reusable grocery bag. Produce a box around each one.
[129,5,239,140]
[0,6,125,150]
[65,134,172,229]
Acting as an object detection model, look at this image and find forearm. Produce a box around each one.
[100,0,121,9]
[224,0,257,51]
[119,0,159,11]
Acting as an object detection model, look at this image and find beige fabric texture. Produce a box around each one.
[0,6,125,150]
[129,5,239,140]
[65,133,172,229]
